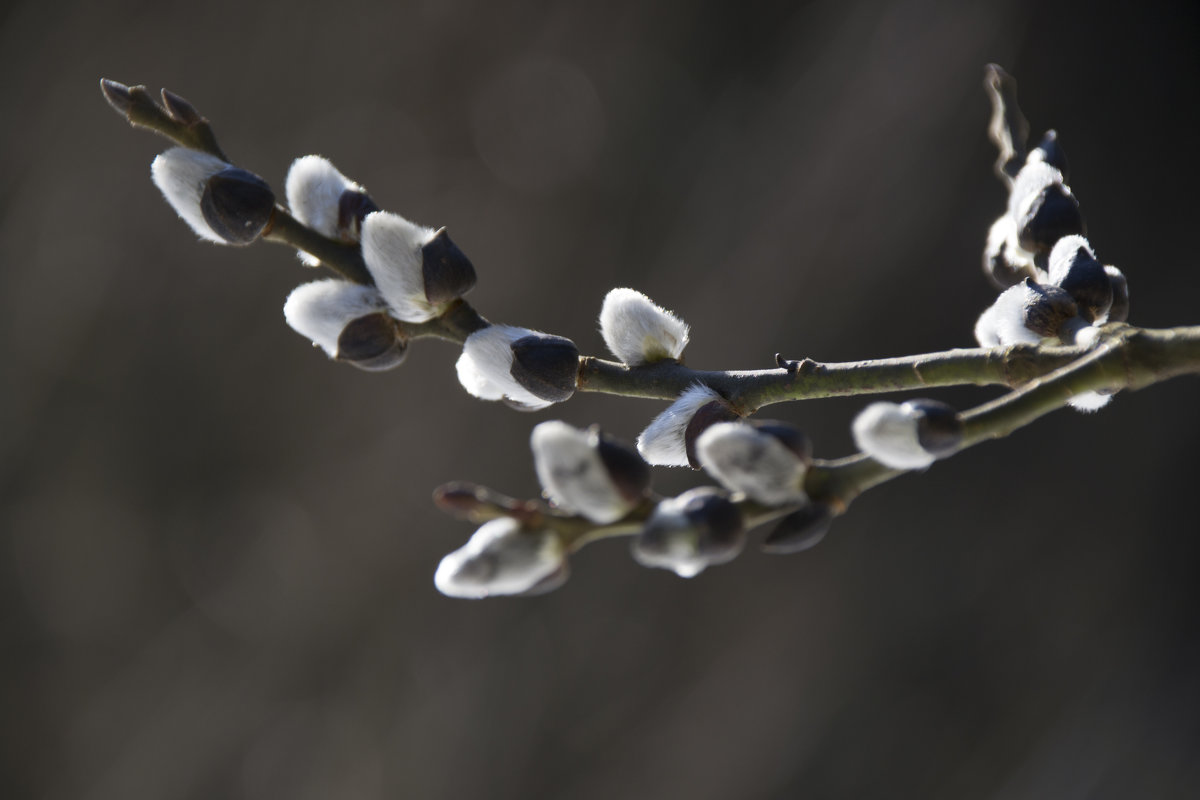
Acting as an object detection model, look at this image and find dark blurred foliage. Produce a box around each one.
[2,0,1199,797]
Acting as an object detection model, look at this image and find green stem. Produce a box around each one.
[262,208,372,285]
[803,324,1200,514]
[577,343,1088,408]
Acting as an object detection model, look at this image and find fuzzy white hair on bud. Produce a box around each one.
[456,325,573,410]
[285,156,367,265]
[631,503,708,578]
[282,279,391,357]
[1007,161,1065,221]
[361,210,440,322]
[531,421,634,523]
[150,147,235,244]
[598,288,690,365]
[696,422,808,505]
[974,282,1048,347]
[434,517,566,599]
[630,487,744,578]
[1067,391,1113,413]
[1047,234,1096,285]
[851,402,936,470]
[636,385,725,467]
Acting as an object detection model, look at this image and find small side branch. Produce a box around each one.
[984,64,1029,183]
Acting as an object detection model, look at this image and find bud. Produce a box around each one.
[903,399,963,458]
[1028,129,1069,179]
[1048,235,1112,322]
[598,288,690,365]
[1015,184,1085,258]
[1007,161,1085,262]
[99,78,135,115]
[530,421,651,523]
[851,399,961,469]
[282,279,406,370]
[983,214,1028,289]
[1067,390,1114,413]
[151,147,275,245]
[762,502,834,554]
[285,156,378,265]
[456,325,579,410]
[1104,265,1129,323]
[636,385,740,467]
[201,167,276,244]
[510,334,579,404]
[695,420,811,505]
[631,487,745,578]
[434,517,567,599]
[1020,279,1079,338]
[160,88,202,125]
[361,211,477,322]
[975,278,1078,347]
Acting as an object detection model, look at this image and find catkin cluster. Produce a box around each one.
[101,65,1143,600]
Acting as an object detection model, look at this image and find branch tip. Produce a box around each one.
[99,78,134,115]
[160,88,202,125]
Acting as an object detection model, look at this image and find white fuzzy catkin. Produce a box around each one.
[629,497,707,578]
[434,517,565,599]
[1008,160,1066,222]
[1047,234,1095,286]
[974,283,1045,347]
[696,422,807,505]
[1067,391,1113,412]
[531,421,631,524]
[598,288,690,365]
[851,402,936,470]
[361,211,439,322]
[285,156,366,265]
[636,384,724,467]
[150,147,233,244]
[456,325,555,410]
[282,279,391,357]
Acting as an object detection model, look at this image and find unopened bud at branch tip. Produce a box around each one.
[100,78,134,115]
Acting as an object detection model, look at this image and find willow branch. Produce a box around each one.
[577,343,1088,408]
[799,324,1200,514]
[984,63,1029,184]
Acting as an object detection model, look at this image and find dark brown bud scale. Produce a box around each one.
[336,190,380,240]
[635,487,746,566]
[510,334,579,403]
[1016,185,1085,255]
[1020,279,1078,338]
[1054,245,1113,322]
[200,167,275,245]
[902,399,963,457]
[590,426,652,505]
[762,503,833,554]
[421,228,477,306]
[1030,129,1069,179]
[750,420,813,465]
[683,399,740,468]
[336,312,407,371]
[1105,266,1130,323]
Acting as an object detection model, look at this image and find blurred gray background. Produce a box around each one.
[3,0,1199,797]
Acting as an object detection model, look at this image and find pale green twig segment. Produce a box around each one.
[804,323,1200,514]
[578,344,1089,407]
